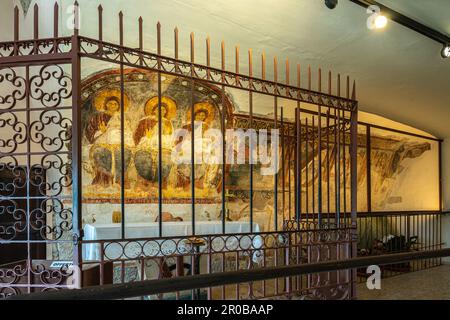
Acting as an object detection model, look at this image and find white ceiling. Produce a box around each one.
[3,0,450,138]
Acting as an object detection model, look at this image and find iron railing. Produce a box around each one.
[8,247,450,300]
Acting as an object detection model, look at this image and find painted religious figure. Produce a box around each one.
[134,96,177,189]
[173,102,221,193]
[85,89,134,188]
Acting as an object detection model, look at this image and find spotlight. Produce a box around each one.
[374,15,388,29]
[441,44,450,59]
[324,0,338,10]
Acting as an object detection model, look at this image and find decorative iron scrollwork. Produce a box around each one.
[0,112,27,154]
[30,110,72,153]
[29,154,72,197]
[0,68,26,110]
[29,197,73,240]
[29,65,72,108]
[0,159,27,197]
[0,199,27,241]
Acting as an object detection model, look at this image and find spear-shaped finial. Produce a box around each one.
[352,80,356,100]
[14,5,19,42]
[308,65,311,91]
[318,68,322,93]
[98,5,103,41]
[221,40,225,71]
[54,2,59,38]
[73,1,80,35]
[273,56,278,83]
[262,52,266,80]
[190,32,195,63]
[174,27,179,59]
[206,36,211,67]
[285,58,289,86]
[138,17,143,51]
[157,22,162,55]
[119,11,124,46]
[33,4,39,40]
[206,36,211,80]
[248,48,253,77]
[328,70,332,95]
[235,45,240,74]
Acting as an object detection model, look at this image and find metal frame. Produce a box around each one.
[0,1,441,300]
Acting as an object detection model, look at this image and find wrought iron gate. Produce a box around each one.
[1,3,358,299]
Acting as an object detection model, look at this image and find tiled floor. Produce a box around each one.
[356,265,450,300]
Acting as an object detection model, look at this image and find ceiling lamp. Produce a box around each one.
[441,44,450,59]
[374,14,388,29]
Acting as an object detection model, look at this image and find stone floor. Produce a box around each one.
[356,265,450,300]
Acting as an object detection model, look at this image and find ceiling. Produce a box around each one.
[4,0,450,138]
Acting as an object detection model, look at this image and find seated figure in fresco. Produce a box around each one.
[86,89,134,188]
[133,96,177,189]
[173,101,221,193]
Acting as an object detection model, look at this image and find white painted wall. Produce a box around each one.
[441,138,450,263]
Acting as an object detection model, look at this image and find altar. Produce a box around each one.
[83,221,263,262]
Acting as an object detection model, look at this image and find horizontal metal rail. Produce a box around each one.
[7,248,450,300]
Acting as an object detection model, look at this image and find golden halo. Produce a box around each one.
[186,102,216,125]
[94,89,130,115]
[144,96,177,120]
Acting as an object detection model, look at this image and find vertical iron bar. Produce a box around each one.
[274,56,278,231]
[312,116,315,222]
[249,49,254,233]
[71,1,83,285]
[336,75,341,227]
[295,102,299,224]
[297,64,301,225]
[119,11,125,239]
[317,69,322,228]
[305,117,309,221]
[157,22,163,237]
[190,32,196,235]
[350,80,358,298]
[221,41,226,234]
[308,66,313,222]
[342,109,347,226]
[327,71,331,225]
[366,125,372,213]
[439,141,443,212]
[288,141,292,220]
[26,65,31,293]
[326,110,330,226]
[281,107,285,226]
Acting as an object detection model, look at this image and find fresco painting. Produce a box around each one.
[80,68,439,229]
